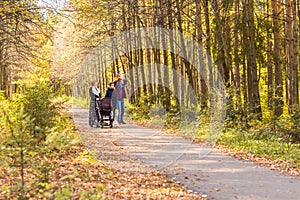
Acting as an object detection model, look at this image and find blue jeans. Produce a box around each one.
[117,99,125,123]
[112,100,117,121]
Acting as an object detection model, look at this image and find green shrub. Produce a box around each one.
[73,96,89,108]
[290,106,300,142]
[25,83,58,141]
[0,79,81,199]
[127,98,150,120]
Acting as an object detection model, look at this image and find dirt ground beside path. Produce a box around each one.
[72,106,205,199]
[72,106,300,200]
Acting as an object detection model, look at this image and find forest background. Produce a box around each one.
[0,0,300,198]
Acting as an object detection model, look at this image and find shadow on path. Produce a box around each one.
[72,106,300,200]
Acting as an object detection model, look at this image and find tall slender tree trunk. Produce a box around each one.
[234,0,241,110]
[211,0,230,86]
[212,0,232,118]
[142,0,153,96]
[271,0,283,118]
[195,0,208,109]
[101,57,107,97]
[133,1,141,100]
[137,21,147,95]
[203,0,214,110]
[0,43,4,92]
[167,0,179,109]
[286,0,294,112]
[153,0,162,101]
[287,0,299,110]
[159,0,171,108]
[175,0,195,108]
[123,1,135,102]
[292,0,299,107]
[266,0,274,110]
[245,0,262,119]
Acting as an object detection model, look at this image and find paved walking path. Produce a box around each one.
[72,106,300,200]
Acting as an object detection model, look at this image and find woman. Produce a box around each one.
[89,80,101,127]
[105,82,117,121]
[105,82,115,99]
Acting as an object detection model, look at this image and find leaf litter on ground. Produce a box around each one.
[0,118,206,200]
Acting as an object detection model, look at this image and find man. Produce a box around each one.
[114,73,121,83]
[115,78,127,124]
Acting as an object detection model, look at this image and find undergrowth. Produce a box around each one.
[0,80,105,199]
[73,97,89,108]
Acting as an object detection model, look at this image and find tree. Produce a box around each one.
[244,0,262,119]
[195,0,208,109]
[271,0,283,118]
[266,0,274,111]
[65,0,299,126]
[0,0,51,97]
[285,0,299,113]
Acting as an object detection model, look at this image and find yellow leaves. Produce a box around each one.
[1,1,11,13]
[0,136,204,199]
[73,150,98,164]
[0,110,205,199]
[0,7,4,17]
[1,1,30,17]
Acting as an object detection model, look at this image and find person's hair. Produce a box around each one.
[109,82,114,86]
[91,80,97,86]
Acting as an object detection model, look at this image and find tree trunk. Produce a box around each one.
[142,1,153,96]
[266,0,274,110]
[245,0,262,119]
[234,0,242,110]
[175,0,195,93]
[212,0,232,118]
[153,0,162,101]
[292,0,299,106]
[289,0,299,110]
[203,0,214,110]
[271,0,283,118]
[124,1,135,102]
[167,0,179,108]
[286,0,294,112]
[159,0,171,108]
[195,0,208,109]
[133,1,141,100]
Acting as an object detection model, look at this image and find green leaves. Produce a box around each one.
[55,187,72,200]
[46,128,81,150]
[218,127,300,176]
[0,77,80,199]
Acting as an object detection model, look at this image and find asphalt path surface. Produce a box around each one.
[72,106,300,200]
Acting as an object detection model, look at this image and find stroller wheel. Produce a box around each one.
[100,120,104,128]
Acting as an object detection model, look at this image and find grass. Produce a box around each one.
[218,128,300,168]
[73,97,89,108]
[196,118,300,174]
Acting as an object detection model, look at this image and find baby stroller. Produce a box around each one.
[97,97,114,128]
